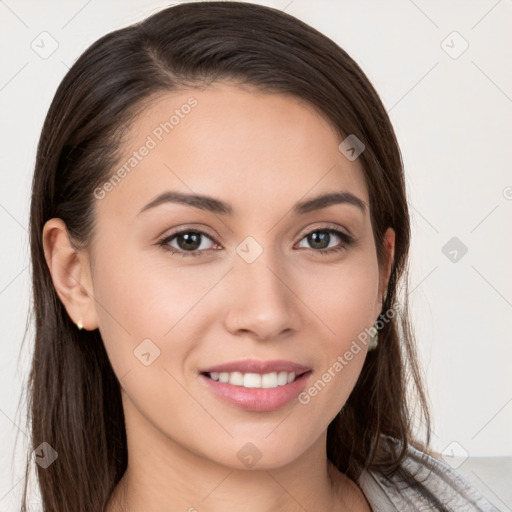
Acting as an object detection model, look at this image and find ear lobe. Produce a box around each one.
[42,218,99,331]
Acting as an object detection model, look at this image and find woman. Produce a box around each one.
[22,2,498,510]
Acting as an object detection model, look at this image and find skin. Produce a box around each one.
[43,82,395,512]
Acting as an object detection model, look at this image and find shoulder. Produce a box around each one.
[357,437,500,511]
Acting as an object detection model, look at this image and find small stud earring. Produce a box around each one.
[76,319,84,330]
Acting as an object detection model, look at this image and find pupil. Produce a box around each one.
[309,231,329,249]
[179,232,201,250]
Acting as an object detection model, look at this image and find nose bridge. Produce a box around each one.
[223,237,299,338]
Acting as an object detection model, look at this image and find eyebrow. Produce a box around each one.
[137,190,367,217]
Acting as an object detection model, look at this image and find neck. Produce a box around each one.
[106,396,366,512]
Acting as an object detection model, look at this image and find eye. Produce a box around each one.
[158,225,354,258]
[295,227,354,255]
[158,229,219,257]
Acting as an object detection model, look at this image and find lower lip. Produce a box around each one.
[199,372,311,412]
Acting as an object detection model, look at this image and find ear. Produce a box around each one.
[376,227,395,316]
[42,218,99,331]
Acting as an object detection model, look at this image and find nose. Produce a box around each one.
[223,248,302,341]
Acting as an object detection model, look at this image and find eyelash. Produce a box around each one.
[157,226,355,258]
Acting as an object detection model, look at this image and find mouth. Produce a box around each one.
[198,359,312,412]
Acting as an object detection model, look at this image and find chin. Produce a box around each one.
[204,432,316,471]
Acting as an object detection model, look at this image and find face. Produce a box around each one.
[48,82,394,470]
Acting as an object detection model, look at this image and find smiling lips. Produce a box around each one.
[202,359,309,389]
[199,359,312,411]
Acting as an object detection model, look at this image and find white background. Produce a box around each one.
[1,0,511,509]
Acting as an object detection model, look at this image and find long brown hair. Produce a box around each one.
[21,2,437,510]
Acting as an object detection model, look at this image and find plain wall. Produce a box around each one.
[1,0,511,508]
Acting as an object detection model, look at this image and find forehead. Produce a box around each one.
[95,82,369,221]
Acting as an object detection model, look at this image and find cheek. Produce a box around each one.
[297,325,368,436]
[91,248,226,376]
[296,251,380,342]
[292,255,378,423]
[91,254,225,447]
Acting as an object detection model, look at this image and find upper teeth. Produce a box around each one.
[208,371,296,388]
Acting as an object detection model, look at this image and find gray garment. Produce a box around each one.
[356,440,500,511]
